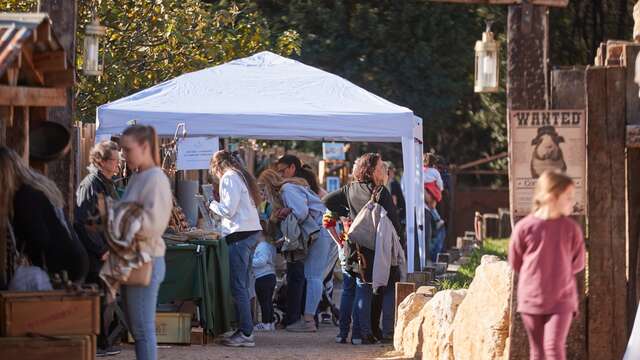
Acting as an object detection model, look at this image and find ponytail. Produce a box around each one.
[122,125,161,166]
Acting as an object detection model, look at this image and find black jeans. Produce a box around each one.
[255,274,276,323]
[371,266,400,339]
[284,260,305,325]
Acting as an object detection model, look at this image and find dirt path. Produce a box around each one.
[117,324,395,360]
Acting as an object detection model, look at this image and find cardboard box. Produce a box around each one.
[0,290,100,336]
[129,312,192,344]
[0,334,96,360]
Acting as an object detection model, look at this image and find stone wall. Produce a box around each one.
[394,255,513,360]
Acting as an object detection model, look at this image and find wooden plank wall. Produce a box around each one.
[586,66,628,359]
[550,66,587,360]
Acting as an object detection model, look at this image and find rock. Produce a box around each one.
[421,289,467,360]
[417,286,437,296]
[394,291,434,352]
[452,255,513,360]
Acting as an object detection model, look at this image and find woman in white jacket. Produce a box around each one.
[209,150,263,348]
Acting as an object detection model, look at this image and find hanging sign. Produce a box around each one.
[176,136,220,170]
[326,176,341,193]
[509,110,586,216]
[322,143,345,161]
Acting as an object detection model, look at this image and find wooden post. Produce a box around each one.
[550,66,587,359]
[38,0,77,216]
[6,107,29,160]
[395,282,416,325]
[623,44,640,336]
[586,66,628,359]
[506,4,549,359]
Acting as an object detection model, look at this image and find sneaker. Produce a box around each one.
[335,335,348,344]
[222,329,239,338]
[352,335,379,345]
[321,313,332,324]
[222,331,255,348]
[351,338,363,345]
[286,319,317,333]
[254,323,275,332]
[104,345,122,356]
[96,348,109,358]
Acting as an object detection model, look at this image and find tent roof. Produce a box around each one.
[97,51,419,142]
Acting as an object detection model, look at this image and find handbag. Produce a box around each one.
[347,186,383,251]
[123,260,152,286]
[6,220,53,291]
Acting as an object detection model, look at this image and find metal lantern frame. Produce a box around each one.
[83,18,106,76]
[474,22,500,93]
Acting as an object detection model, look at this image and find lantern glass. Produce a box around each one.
[474,30,500,93]
[83,19,106,76]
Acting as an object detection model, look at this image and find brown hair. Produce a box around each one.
[257,169,309,209]
[0,146,64,219]
[353,153,381,183]
[122,125,160,166]
[276,154,321,194]
[210,150,261,207]
[532,170,575,212]
[90,140,119,167]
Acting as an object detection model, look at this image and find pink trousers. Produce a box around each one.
[521,312,573,360]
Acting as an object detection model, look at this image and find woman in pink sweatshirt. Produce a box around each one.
[508,170,585,360]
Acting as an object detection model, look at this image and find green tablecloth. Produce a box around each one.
[158,238,234,336]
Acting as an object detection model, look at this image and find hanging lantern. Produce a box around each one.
[474,21,500,93]
[83,18,106,76]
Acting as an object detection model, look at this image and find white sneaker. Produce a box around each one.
[254,323,275,332]
[222,331,255,347]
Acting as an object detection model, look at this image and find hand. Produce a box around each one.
[275,208,292,220]
[101,251,110,261]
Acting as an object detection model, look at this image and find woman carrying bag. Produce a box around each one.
[118,125,172,360]
[209,150,263,347]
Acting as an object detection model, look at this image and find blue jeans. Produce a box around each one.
[338,270,357,339]
[353,278,373,340]
[122,256,166,360]
[228,233,260,336]
[303,229,331,316]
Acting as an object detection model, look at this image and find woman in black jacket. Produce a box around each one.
[0,146,88,284]
[323,153,401,345]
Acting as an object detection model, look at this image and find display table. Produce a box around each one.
[158,238,234,336]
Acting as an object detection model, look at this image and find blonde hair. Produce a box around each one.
[532,170,575,213]
[90,140,119,167]
[122,125,161,166]
[0,146,64,218]
[257,169,308,209]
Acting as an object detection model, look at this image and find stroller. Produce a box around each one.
[273,243,340,327]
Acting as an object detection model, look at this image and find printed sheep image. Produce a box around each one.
[530,126,568,178]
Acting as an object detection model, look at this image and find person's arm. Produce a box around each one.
[379,187,401,235]
[322,186,350,218]
[209,173,242,219]
[572,224,586,274]
[252,242,269,268]
[508,224,524,273]
[281,185,309,222]
[138,173,173,240]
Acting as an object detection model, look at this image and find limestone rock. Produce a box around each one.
[453,255,513,360]
[417,286,437,296]
[421,289,467,360]
[394,291,434,352]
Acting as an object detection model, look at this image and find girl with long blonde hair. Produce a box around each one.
[0,146,88,284]
[258,168,332,333]
[508,170,585,360]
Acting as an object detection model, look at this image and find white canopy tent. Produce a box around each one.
[97,51,426,272]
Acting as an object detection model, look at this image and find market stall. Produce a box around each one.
[97,51,426,271]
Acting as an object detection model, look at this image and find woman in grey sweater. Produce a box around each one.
[119,125,172,360]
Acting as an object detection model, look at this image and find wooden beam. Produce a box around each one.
[0,86,67,107]
[35,19,52,45]
[6,106,29,160]
[20,47,45,86]
[44,69,74,88]
[454,152,508,171]
[551,66,587,359]
[33,50,67,72]
[586,66,628,360]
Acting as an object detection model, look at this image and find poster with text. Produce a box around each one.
[509,110,586,216]
[177,136,220,170]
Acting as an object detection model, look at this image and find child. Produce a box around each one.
[508,170,585,360]
[253,238,277,332]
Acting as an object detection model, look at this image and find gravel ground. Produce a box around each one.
[116,324,396,360]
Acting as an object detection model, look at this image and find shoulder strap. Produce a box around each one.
[370,185,383,203]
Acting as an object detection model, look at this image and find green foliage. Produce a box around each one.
[0,0,300,124]
[436,238,508,290]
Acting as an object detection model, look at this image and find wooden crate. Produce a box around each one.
[129,312,192,345]
[0,290,100,336]
[0,334,95,360]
